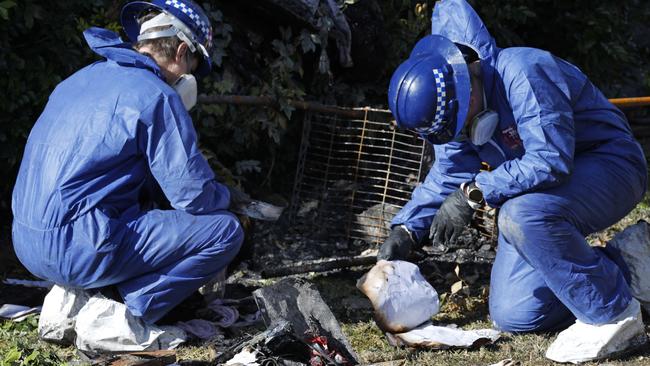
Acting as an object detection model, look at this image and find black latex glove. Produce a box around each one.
[429,188,475,245]
[377,225,415,261]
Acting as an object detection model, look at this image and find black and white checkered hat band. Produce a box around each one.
[165,0,211,45]
[415,68,449,135]
[432,68,447,125]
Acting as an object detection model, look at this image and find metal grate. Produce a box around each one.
[289,108,431,246]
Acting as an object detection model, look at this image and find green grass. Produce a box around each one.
[2,197,650,365]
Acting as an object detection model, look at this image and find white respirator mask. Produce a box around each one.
[172,50,197,111]
[468,91,499,145]
[172,73,197,111]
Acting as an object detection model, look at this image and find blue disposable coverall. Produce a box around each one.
[11,27,243,324]
[391,0,648,332]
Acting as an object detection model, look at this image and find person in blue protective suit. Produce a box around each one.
[11,0,243,329]
[377,0,649,362]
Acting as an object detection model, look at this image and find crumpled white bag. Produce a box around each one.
[74,294,186,353]
[38,285,91,345]
[357,260,439,333]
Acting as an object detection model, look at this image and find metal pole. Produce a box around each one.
[198,94,373,119]
[609,97,650,109]
[200,94,650,114]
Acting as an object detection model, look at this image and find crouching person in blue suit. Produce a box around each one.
[377,0,649,363]
[11,0,243,347]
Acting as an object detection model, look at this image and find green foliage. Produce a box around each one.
[0,316,72,366]
[1,0,648,210]
[0,0,121,212]
[194,4,317,188]
[471,0,650,96]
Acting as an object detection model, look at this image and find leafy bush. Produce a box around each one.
[1,0,649,215]
[0,316,72,366]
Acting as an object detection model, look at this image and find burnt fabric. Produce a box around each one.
[391,0,647,330]
[11,27,243,324]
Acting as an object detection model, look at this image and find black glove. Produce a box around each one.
[429,188,475,245]
[377,225,415,261]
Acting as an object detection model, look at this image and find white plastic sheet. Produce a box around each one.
[356,260,439,333]
[3,278,54,289]
[0,304,41,321]
[385,322,500,349]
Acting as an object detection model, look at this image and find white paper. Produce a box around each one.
[0,304,41,321]
[386,321,500,349]
[226,346,260,365]
[3,278,54,289]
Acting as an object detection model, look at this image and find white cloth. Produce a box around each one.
[385,321,500,349]
[545,298,647,364]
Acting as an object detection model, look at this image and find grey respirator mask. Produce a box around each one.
[468,91,499,145]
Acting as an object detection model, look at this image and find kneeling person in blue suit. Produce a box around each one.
[377,0,649,362]
[12,0,243,329]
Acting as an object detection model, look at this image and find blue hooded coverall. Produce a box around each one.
[391,0,648,332]
[11,28,244,324]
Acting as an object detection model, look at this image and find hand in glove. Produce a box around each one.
[377,225,415,261]
[429,183,480,245]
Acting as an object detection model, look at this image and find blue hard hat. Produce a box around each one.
[388,35,471,144]
[121,0,213,77]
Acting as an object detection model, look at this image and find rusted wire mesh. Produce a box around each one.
[288,108,431,246]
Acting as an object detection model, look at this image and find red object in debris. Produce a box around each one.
[307,335,349,366]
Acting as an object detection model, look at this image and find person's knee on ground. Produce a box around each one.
[489,291,575,333]
[488,216,575,333]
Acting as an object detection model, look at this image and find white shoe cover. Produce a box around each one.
[545,298,647,364]
[74,293,186,353]
[608,221,650,313]
[38,285,91,345]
